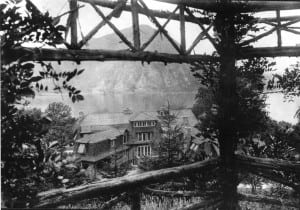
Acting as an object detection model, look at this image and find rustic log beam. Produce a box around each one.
[259,19,300,35]
[91,4,136,51]
[238,46,300,58]
[243,166,300,192]
[3,47,218,64]
[276,10,282,47]
[172,197,223,210]
[99,192,127,210]
[140,6,179,51]
[238,193,300,208]
[155,0,300,12]
[78,0,126,48]
[143,187,219,197]
[139,0,182,54]
[78,0,210,25]
[241,17,300,46]
[186,23,213,55]
[69,0,78,48]
[184,8,218,51]
[179,5,186,54]
[35,158,219,207]
[3,46,300,65]
[236,154,300,173]
[258,15,300,23]
[131,0,141,50]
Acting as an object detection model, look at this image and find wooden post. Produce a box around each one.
[179,5,186,54]
[69,0,78,48]
[130,191,141,210]
[215,9,239,210]
[276,10,282,47]
[131,0,140,51]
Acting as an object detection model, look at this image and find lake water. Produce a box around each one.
[28,92,198,117]
[27,91,299,124]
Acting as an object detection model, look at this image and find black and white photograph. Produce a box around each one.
[1,0,300,209]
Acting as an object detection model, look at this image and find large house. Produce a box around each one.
[74,108,198,173]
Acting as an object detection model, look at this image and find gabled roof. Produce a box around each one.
[80,112,133,128]
[130,111,158,121]
[76,127,123,144]
[79,108,198,133]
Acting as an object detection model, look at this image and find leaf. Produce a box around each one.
[76,95,84,101]
[56,25,67,31]
[30,76,43,82]
[77,69,84,75]
[71,95,76,103]
[22,63,35,69]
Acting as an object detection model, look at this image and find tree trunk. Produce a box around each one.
[215,10,239,210]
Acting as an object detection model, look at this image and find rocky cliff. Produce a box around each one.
[53,25,198,93]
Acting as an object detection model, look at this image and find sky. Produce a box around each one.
[28,0,300,123]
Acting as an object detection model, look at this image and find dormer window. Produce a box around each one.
[77,144,86,154]
[133,121,156,127]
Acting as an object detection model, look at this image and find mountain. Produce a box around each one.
[52,25,198,93]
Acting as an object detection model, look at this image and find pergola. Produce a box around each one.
[4,0,300,209]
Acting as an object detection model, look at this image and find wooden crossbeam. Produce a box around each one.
[259,19,300,36]
[236,154,300,173]
[69,0,78,48]
[78,0,210,25]
[172,197,223,210]
[155,0,300,12]
[140,6,179,51]
[241,17,300,46]
[179,5,186,54]
[78,0,126,48]
[91,4,136,51]
[131,0,141,50]
[276,10,282,47]
[138,0,182,54]
[184,8,218,51]
[3,46,300,65]
[35,158,219,207]
[238,46,300,58]
[3,47,218,64]
[186,23,213,55]
[238,193,300,208]
[244,166,300,192]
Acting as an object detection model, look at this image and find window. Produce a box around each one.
[111,140,115,148]
[136,132,153,141]
[182,117,189,125]
[136,145,151,157]
[133,121,156,127]
[123,134,128,144]
[77,144,86,154]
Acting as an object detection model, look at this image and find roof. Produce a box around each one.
[76,127,123,144]
[79,108,198,132]
[80,112,133,127]
[130,111,158,121]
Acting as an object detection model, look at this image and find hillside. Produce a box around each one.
[50,25,198,93]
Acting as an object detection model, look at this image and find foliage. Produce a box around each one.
[43,102,76,147]
[155,103,185,168]
[267,62,300,121]
[1,0,84,207]
[1,108,48,207]
[192,58,271,156]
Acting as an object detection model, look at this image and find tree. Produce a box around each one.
[44,102,75,148]
[156,103,184,168]
[1,0,83,207]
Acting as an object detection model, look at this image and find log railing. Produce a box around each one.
[34,155,300,209]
